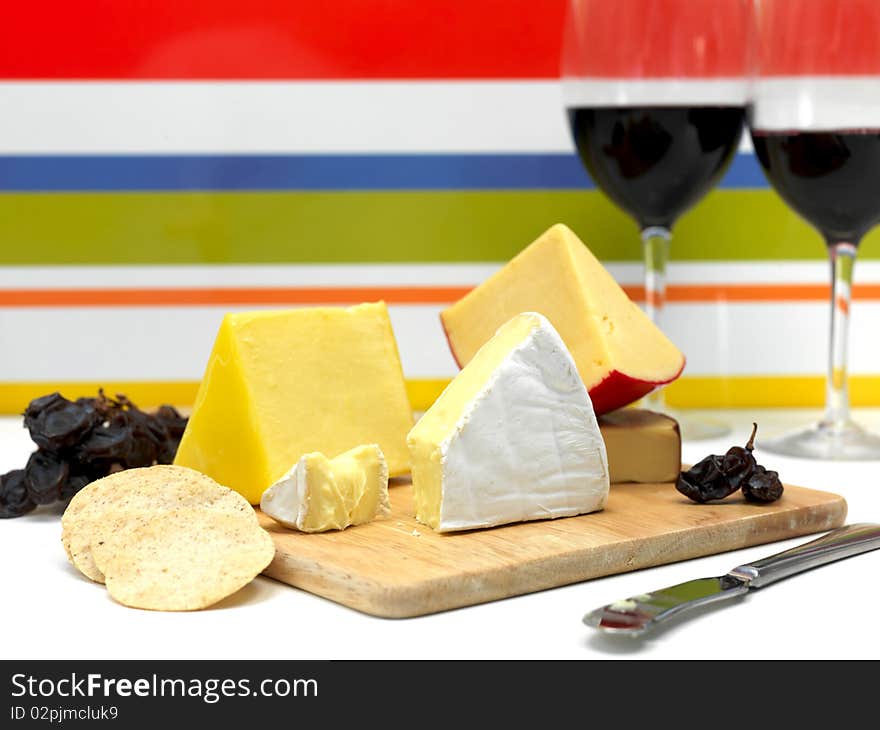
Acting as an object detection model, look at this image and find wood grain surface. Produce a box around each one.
[257,478,847,618]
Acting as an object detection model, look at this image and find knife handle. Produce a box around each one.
[729,523,880,588]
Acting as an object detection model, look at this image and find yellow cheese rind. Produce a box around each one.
[598,409,682,483]
[409,313,541,529]
[175,302,413,503]
[440,223,684,391]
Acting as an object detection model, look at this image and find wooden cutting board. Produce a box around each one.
[257,478,846,618]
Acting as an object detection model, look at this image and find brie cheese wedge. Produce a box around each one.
[408,312,609,533]
[260,444,390,532]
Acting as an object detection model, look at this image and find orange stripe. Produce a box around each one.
[643,288,662,308]
[0,286,474,307]
[624,283,880,303]
[1,283,879,308]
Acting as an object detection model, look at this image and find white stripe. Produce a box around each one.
[2,301,879,381]
[4,261,880,289]
[666,300,880,376]
[0,80,761,155]
[0,305,457,380]
[626,261,880,286]
[562,79,749,107]
[0,81,574,154]
[0,264,504,288]
[663,261,880,285]
[752,77,880,131]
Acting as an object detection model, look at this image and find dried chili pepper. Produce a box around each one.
[676,454,740,503]
[720,422,758,490]
[676,423,783,504]
[742,464,784,503]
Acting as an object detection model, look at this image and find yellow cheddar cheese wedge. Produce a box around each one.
[174,302,413,503]
[440,224,685,415]
[260,444,390,533]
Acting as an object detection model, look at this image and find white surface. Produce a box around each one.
[3,409,880,660]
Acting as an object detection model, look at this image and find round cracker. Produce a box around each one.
[92,508,275,611]
[61,465,255,583]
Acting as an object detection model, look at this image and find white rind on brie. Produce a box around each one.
[260,464,303,530]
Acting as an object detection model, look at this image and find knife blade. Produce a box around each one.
[583,523,880,637]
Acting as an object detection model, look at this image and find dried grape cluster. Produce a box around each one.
[676,423,784,504]
[0,391,188,518]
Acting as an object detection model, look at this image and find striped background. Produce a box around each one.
[2,1,880,413]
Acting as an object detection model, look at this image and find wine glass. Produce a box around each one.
[561,0,752,439]
[750,0,880,459]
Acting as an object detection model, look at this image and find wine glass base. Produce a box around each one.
[665,410,731,441]
[760,419,880,460]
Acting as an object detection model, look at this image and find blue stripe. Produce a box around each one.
[0,153,767,192]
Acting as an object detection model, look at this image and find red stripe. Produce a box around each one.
[562,0,751,79]
[0,1,566,80]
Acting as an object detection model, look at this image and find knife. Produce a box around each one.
[583,523,880,637]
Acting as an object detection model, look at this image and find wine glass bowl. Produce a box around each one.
[567,106,744,232]
[749,0,880,459]
[751,132,880,246]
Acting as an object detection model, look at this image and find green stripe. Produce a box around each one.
[3,190,880,264]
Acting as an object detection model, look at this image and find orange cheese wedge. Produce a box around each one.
[440,224,684,415]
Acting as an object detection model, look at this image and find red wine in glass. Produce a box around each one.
[568,106,744,230]
[752,131,880,242]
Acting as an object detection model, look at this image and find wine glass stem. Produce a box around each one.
[824,240,858,429]
[641,226,671,410]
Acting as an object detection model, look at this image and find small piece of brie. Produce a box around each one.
[260,444,390,532]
